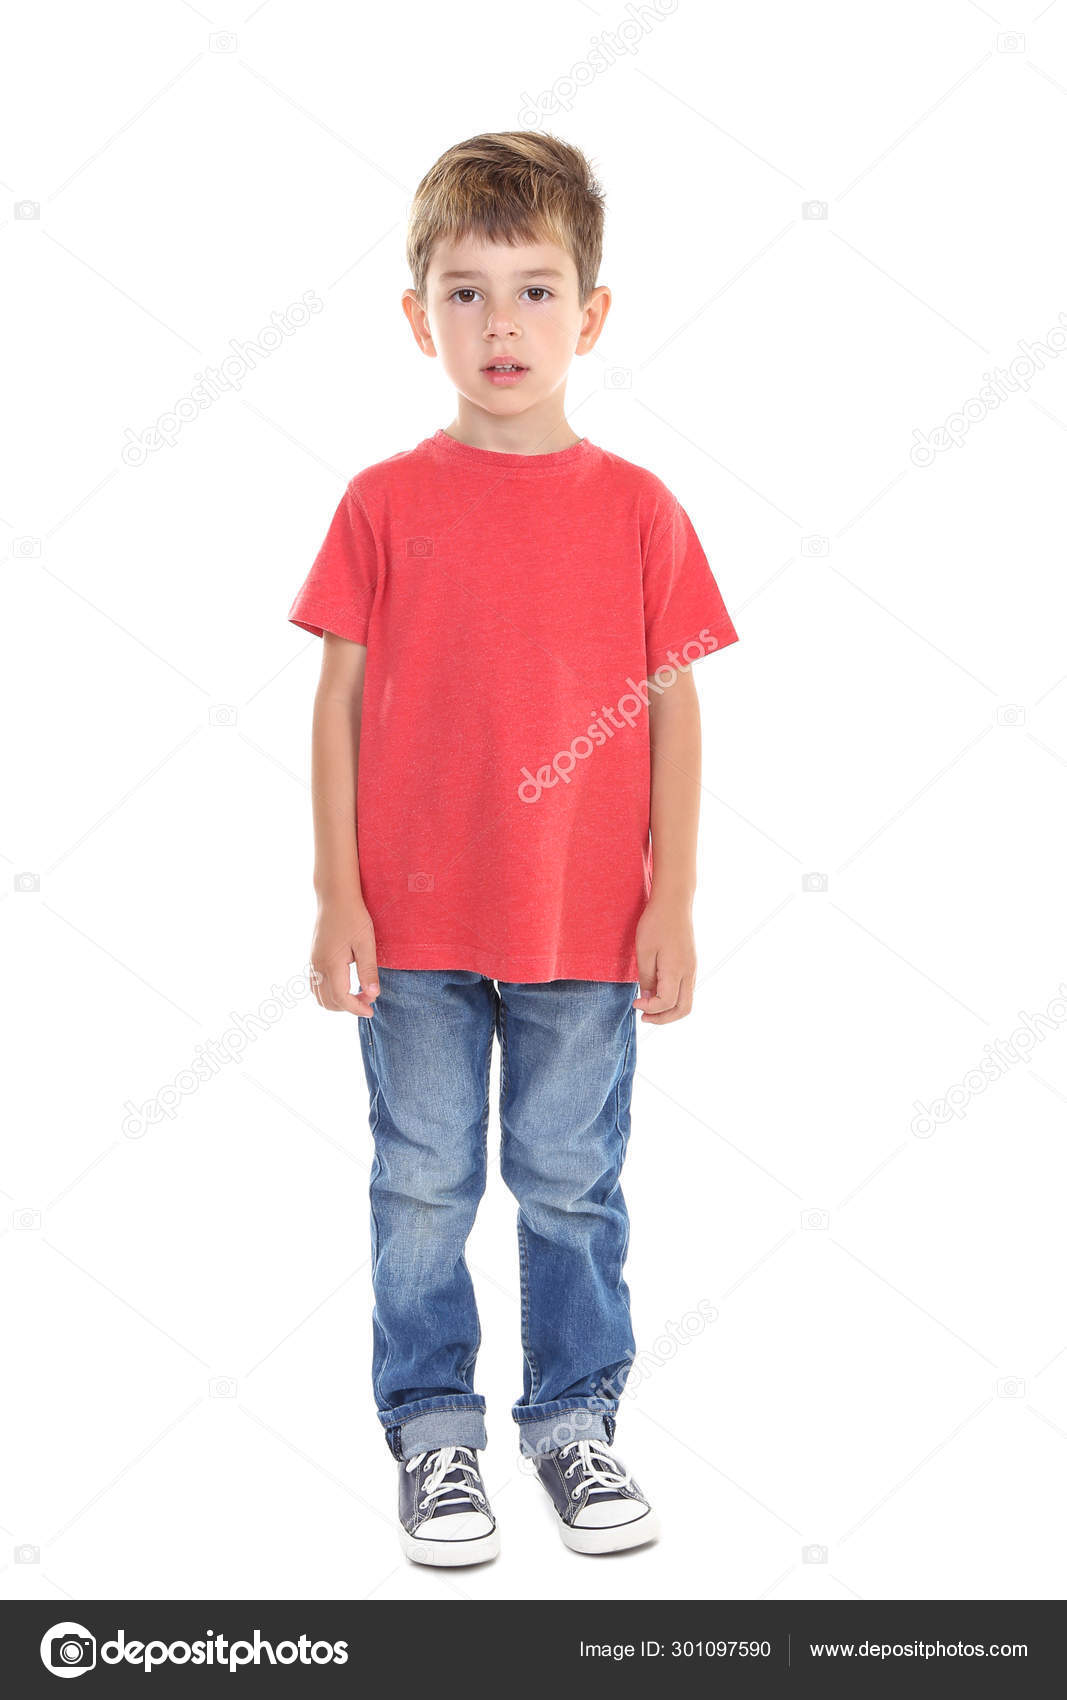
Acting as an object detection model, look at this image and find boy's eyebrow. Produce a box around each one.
[437,268,567,281]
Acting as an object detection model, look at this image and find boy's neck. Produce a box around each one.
[444,397,583,456]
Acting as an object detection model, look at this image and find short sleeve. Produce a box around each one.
[288,481,380,644]
[643,497,739,676]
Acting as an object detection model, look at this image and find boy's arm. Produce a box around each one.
[309,631,380,1018]
[633,668,702,1024]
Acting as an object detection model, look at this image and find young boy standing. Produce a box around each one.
[288,132,738,1566]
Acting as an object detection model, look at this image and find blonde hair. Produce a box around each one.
[406,131,605,307]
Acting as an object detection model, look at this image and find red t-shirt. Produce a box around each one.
[288,428,739,983]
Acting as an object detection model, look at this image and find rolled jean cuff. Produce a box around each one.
[378,1396,487,1461]
[513,1399,618,1458]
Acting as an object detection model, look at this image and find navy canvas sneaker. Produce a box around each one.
[531,1438,660,1554]
[398,1445,499,1566]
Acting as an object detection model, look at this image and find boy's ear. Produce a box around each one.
[576,284,612,356]
[402,289,437,357]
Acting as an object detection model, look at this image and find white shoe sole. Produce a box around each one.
[400,1524,500,1567]
[558,1507,661,1555]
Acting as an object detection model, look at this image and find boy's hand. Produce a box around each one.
[633,897,696,1024]
[310,898,380,1018]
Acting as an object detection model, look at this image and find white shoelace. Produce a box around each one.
[406,1445,488,1514]
[559,1439,633,1500]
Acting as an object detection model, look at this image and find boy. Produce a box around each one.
[288,132,738,1566]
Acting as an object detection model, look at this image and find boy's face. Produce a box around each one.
[403,235,610,420]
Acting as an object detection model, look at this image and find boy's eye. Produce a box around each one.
[448,287,553,304]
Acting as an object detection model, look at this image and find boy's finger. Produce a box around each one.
[353,948,380,1004]
[635,971,682,1015]
[632,959,658,1008]
[326,964,353,1009]
[642,977,693,1024]
[634,969,666,1008]
[328,966,375,1018]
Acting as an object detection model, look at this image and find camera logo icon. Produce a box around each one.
[802,872,828,893]
[802,200,828,220]
[15,871,40,893]
[800,535,829,557]
[406,537,433,557]
[996,1376,1025,1398]
[209,30,238,52]
[605,367,631,389]
[14,537,42,557]
[41,1622,96,1677]
[408,872,434,892]
[15,200,40,220]
[801,1208,829,1231]
[209,704,237,727]
[995,704,1025,728]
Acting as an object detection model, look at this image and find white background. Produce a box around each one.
[3,0,1067,1604]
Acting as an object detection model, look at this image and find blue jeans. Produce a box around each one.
[356,968,640,1462]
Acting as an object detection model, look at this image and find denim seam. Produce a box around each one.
[613,997,637,1279]
[518,1214,539,1403]
[498,989,508,1099]
[386,1399,487,1418]
[382,1397,487,1427]
[459,1004,494,1385]
[514,1399,619,1423]
[364,1031,390,1406]
[501,996,540,1405]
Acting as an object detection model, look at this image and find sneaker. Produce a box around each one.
[398,1445,499,1566]
[531,1437,660,1554]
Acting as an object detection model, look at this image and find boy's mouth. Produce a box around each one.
[482,360,528,385]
